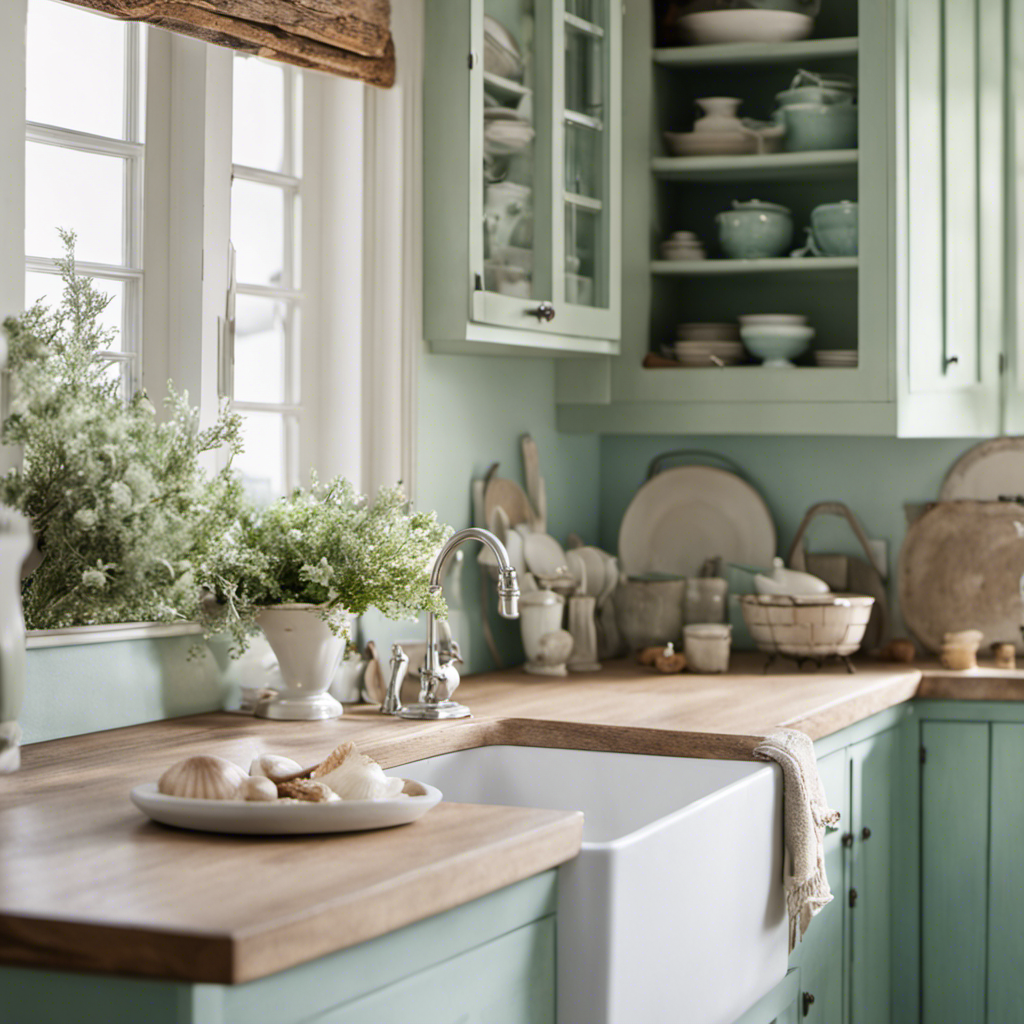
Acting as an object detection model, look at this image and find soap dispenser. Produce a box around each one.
[0,508,32,773]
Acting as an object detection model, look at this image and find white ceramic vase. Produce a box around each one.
[254,604,345,720]
[694,96,744,133]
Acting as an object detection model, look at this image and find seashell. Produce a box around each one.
[237,776,278,802]
[312,742,405,800]
[276,779,339,803]
[158,755,248,800]
[654,641,687,674]
[249,754,306,783]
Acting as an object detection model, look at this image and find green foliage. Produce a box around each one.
[1,231,244,629]
[195,476,451,654]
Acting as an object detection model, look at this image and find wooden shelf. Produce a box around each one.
[653,36,859,68]
[652,149,858,182]
[651,256,858,275]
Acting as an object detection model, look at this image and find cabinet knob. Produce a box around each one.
[861,826,872,840]
[849,887,859,908]
[802,992,816,1017]
[944,354,960,369]
[841,832,854,847]
[529,302,556,322]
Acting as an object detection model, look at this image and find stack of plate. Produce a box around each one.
[660,231,707,261]
[674,322,744,367]
[814,350,858,368]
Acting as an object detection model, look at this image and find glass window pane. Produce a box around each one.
[234,295,288,403]
[565,204,606,308]
[26,142,125,264]
[24,271,124,351]
[27,0,127,139]
[231,179,287,287]
[565,24,603,119]
[234,412,288,501]
[233,55,286,172]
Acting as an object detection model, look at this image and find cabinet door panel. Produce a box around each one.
[987,724,1024,1023]
[790,747,848,1024]
[921,721,989,1024]
[849,728,897,1024]
[315,917,556,1024]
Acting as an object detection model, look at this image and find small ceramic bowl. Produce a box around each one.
[716,200,793,259]
[741,324,815,367]
[738,314,807,328]
[811,201,859,256]
[779,103,858,151]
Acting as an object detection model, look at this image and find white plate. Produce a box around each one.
[574,545,611,599]
[939,437,1024,500]
[523,531,569,577]
[618,467,776,578]
[130,780,442,835]
[679,10,814,44]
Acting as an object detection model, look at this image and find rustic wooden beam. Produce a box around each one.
[67,0,389,56]
[65,0,394,87]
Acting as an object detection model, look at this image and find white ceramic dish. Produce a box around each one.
[939,437,1024,501]
[618,466,776,579]
[660,248,708,262]
[679,10,814,44]
[663,130,756,156]
[738,314,808,327]
[524,531,570,578]
[677,322,741,341]
[130,779,442,835]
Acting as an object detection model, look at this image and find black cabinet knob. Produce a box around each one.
[862,826,872,840]
[803,992,816,1017]
[841,832,853,847]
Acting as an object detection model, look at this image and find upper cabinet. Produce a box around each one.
[555,0,1009,437]
[424,0,622,356]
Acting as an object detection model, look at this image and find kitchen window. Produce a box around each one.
[23,0,146,398]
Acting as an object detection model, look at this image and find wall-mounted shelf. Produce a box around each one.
[653,36,859,68]
[652,257,858,275]
[653,150,858,182]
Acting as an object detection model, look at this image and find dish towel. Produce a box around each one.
[754,728,840,952]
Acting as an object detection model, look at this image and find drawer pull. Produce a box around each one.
[529,302,556,322]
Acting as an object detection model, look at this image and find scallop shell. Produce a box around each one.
[237,776,279,802]
[158,755,248,800]
[313,743,404,801]
[249,754,306,783]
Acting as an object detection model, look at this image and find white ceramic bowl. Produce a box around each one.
[738,314,808,328]
[663,131,756,157]
[679,10,814,45]
[677,322,741,341]
[741,324,815,367]
[739,594,875,658]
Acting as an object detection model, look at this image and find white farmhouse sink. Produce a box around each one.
[399,744,787,1024]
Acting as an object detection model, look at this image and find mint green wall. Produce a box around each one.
[598,435,979,636]
[362,353,602,673]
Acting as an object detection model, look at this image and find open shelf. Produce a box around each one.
[653,36,859,68]
[651,257,858,275]
[653,150,858,182]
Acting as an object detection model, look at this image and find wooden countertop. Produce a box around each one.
[2,652,1020,985]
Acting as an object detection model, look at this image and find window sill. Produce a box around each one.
[26,622,204,649]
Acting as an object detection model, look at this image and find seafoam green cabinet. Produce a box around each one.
[555,0,1008,437]
[919,710,1024,1024]
[424,0,622,357]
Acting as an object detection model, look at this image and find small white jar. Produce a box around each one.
[684,623,732,674]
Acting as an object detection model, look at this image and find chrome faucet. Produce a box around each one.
[383,527,519,720]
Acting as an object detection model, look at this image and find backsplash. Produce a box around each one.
[598,434,980,637]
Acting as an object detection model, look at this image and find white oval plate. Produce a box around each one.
[130,779,442,835]
[619,466,776,579]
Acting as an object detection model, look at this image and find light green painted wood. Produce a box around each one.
[651,151,859,183]
[650,257,858,276]
[0,872,558,1024]
[317,917,555,1024]
[986,723,1024,1024]
[1004,0,1024,432]
[790,748,849,1024]
[920,720,989,1024]
[891,708,921,1024]
[732,969,801,1024]
[653,37,858,67]
[849,727,898,1024]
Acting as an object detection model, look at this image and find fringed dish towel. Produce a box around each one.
[754,728,840,951]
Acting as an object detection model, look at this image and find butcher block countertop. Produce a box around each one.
[2,653,1021,985]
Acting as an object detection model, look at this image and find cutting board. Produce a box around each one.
[899,501,1024,653]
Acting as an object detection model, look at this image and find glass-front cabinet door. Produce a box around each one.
[425,0,621,354]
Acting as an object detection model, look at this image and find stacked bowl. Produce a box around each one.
[660,231,707,261]
[675,323,745,367]
[739,314,815,368]
[814,350,858,368]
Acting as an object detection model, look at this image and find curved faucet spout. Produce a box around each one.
[392,527,520,720]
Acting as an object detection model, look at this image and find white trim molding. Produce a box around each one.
[26,622,204,649]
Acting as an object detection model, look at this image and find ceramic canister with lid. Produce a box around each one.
[716,200,794,259]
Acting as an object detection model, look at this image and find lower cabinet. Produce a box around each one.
[920,715,1024,1024]
[789,711,907,1024]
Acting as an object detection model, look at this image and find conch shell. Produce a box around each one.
[158,755,248,799]
[311,742,405,800]
[249,754,306,783]
[237,776,278,802]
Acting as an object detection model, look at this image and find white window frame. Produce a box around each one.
[0,0,423,642]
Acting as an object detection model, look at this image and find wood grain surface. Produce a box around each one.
[2,653,1018,984]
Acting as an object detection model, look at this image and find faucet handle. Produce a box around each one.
[381,644,409,715]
